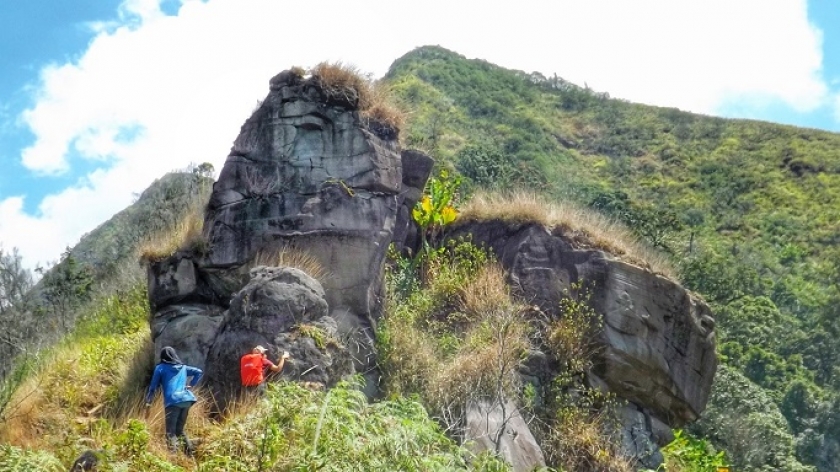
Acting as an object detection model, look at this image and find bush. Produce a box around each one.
[200,380,477,471]
[660,429,727,472]
[0,445,64,472]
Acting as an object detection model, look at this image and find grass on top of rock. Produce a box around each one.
[249,246,329,282]
[456,191,676,279]
[136,178,210,264]
[310,62,405,138]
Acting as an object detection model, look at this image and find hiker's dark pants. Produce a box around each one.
[164,401,194,451]
[244,383,267,396]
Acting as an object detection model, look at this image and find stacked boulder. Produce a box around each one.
[146,68,433,407]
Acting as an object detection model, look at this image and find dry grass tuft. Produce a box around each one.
[380,316,440,397]
[459,191,551,228]
[545,408,634,472]
[428,324,526,407]
[250,246,329,282]
[459,263,512,319]
[425,304,530,430]
[0,376,44,446]
[311,62,373,109]
[458,191,676,279]
[309,62,405,139]
[137,204,206,263]
[288,65,305,79]
[363,83,405,133]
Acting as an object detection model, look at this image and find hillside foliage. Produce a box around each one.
[386,45,840,471]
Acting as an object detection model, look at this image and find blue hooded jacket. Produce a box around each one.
[145,347,202,407]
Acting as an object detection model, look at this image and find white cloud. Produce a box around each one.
[834,93,840,123]
[0,0,832,270]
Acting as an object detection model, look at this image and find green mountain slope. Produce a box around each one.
[386,45,840,471]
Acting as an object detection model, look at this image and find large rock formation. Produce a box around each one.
[145,66,714,470]
[202,70,433,394]
[448,220,717,468]
[146,68,433,405]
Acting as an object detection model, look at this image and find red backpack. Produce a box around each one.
[240,353,265,386]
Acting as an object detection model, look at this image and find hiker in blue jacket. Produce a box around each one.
[145,346,202,455]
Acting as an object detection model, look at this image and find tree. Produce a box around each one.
[0,246,34,375]
[36,249,93,332]
[191,162,216,179]
[0,247,33,317]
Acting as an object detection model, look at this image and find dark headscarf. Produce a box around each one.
[160,346,183,365]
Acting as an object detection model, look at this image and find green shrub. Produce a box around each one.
[200,379,475,471]
[0,445,64,472]
[659,429,727,472]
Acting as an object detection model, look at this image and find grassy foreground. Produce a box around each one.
[0,282,513,472]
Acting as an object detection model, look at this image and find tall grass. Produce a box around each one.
[0,268,505,471]
[457,191,676,279]
[543,405,633,472]
[380,243,530,438]
[198,379,494,471]
[136,172,212,264]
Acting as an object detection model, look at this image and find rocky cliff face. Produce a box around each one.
[448,220,717,469]
[146,68,433,405]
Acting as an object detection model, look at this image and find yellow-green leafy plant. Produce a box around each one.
[412,169,461,256]
[294,324,338,350]
[657,429,728,472]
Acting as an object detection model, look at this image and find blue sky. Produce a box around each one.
[1,0,839,270]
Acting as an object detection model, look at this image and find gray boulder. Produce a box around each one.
[203,267,353,410]
[151,303,223,370]
[465,399,546,472]
[145,69,432,402]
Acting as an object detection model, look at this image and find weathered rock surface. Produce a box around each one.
[617,402,669,469]
[448,220,717,464]
[199,71,431,393]
[146,69,431,406]
[465,399,546,472]
[151,303,224,370]
[203,267,353,409]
